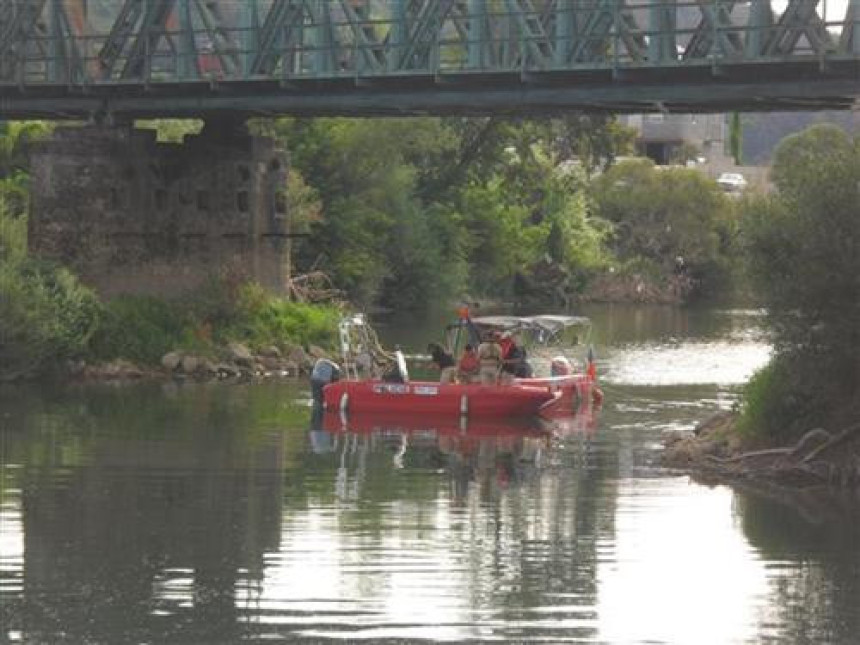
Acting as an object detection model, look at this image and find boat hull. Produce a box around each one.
[323,379,561,418]
[321,410,550,438]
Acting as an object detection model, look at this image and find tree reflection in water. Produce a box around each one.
[736,486,860,644]
[4,375,860,643]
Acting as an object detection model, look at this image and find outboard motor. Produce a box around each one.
[310,358,341,408]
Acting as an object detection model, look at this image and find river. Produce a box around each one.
[2,304,859,644]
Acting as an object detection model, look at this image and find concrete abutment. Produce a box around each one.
[28,122,292,298]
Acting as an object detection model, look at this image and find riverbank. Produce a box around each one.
[49,339,327,384]
[664,412,860,489]
[0,265,342,383]
[580,272,692,305]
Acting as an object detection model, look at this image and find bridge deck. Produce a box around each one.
[0,0,858,118]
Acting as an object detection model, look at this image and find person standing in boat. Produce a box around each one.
[498,332,516,384]
[477,332,503,385]
[457,343,480,383]
[310,358,341,407]
[427,342,457,383]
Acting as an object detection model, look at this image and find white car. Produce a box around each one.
[717,172,748,192]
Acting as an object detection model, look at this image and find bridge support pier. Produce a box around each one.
[28,122,292,299]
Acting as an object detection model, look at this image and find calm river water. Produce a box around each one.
[2,305,860,644]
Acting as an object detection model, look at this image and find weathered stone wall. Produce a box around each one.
[28,124,291,297]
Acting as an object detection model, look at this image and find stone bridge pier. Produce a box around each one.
[28,122,292,298]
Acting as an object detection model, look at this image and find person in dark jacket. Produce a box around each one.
[427,342,456,383]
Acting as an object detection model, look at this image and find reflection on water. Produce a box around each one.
[2,306,859,643]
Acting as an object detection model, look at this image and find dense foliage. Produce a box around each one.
[268,116,636,310]
[590,159,738,299]
[89,282,341,366]
[739,125,860,441]
[1,114,748,378]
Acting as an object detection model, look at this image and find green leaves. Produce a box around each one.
[0,258,101,379]
[270,115,634,309]
[590,159,736,297]
[740,126,860,438]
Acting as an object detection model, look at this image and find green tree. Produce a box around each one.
[740,124,860,440]
[273,118,462,308]
[271,115,629,310]
[590,159,736,297]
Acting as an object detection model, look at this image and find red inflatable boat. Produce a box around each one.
[318,312,602,420]
[322,374,594,419]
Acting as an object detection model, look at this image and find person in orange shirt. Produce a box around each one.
[457,344,480,383]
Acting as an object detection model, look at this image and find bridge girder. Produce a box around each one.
[0,0,857,118]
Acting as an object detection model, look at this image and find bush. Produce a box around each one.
[87,281,340,366]
[736,357,803,445]
[0,258,101,379]
[222,283,340,350]
[89,296,188,365]
[590,159,737,300]
[739,125,860,440]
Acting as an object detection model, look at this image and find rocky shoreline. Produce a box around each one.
[663,411,860,490]
[62,341,327,383]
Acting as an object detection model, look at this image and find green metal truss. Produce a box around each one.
[0,0,858,118]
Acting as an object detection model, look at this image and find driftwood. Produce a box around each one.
[706,447,792,464]
[802,422,860,464]
[286,271,344,304]
[665,418,860,490]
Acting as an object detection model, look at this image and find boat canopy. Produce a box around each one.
[445,314,591,352]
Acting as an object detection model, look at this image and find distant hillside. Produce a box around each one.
[742,112,858,165]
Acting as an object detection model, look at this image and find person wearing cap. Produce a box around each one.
[477,331,503,385]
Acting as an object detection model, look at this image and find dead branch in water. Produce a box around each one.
[706,447,793,464]
[803,422,860,464]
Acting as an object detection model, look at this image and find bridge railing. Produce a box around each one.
[2,0,858,87]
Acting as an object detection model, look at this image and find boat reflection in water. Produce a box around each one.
[308,403,599,501]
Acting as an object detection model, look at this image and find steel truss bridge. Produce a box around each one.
[0,0,858,119]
